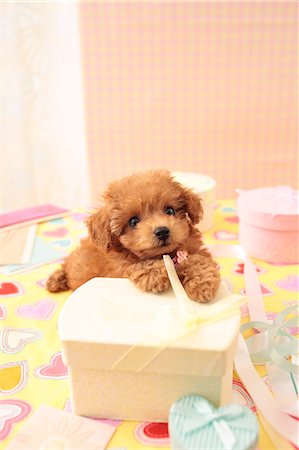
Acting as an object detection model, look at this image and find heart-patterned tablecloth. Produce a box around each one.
[1,201,298,450]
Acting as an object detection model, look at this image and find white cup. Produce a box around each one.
[172,172,217,232]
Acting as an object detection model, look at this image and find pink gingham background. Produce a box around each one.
[79,2,298,203]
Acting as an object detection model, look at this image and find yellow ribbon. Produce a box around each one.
[110,256,244,372]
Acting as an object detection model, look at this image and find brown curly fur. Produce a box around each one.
[47,170,220,303]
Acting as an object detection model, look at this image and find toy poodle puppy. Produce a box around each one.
[47,170,220,303]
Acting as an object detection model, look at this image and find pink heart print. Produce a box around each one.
[225,216,239,223]
[36,279,47,288]
[0,282,23,297]
[35,352,68,379]
[16,299,56,320]
[0,399,31,440]
[277,275,299,292]
[135,422,170,446]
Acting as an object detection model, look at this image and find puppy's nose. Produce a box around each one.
[154,226,170,241]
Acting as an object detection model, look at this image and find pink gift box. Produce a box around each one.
[237,186,299,264]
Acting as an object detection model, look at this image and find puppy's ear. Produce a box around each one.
[86,208,114,250]
[182,187,204,225]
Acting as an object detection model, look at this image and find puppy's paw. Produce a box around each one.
[46,268,69,293]
[130,268,170,294]
[183,276,219,303]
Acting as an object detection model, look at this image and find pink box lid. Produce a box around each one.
[237,186,299,231]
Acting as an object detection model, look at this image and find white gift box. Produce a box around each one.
[58,277,241,422]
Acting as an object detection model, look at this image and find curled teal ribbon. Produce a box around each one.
[241,304,298,375]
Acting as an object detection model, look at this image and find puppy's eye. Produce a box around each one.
[165,206,175,216]
[128,216,140,228]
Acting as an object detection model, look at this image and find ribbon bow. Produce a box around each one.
[241,304,298,375]
[171,396,256,450]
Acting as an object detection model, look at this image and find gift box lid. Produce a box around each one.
[237,186,299,231]
[58,277,241,377]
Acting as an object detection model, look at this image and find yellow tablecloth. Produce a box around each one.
[1,200,298,449]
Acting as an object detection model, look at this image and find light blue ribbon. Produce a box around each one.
[241,304,298,375]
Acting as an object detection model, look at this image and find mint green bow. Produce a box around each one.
[170,396,259,450]
[241,304,298,375]
[173,403,251,434]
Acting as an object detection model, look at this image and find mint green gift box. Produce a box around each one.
[169,395,259,450]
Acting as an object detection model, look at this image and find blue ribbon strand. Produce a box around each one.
[241,304,298,375]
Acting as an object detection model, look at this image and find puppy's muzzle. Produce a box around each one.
[154,226,170,242]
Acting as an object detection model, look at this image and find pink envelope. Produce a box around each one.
[7,405,116,450]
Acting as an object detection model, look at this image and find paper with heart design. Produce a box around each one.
[0,399,31,441]
[0,361,29,395]
[0,282,23,297]
[1,327,42,354]
[35,352,68,379]
[16,299,56,320]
